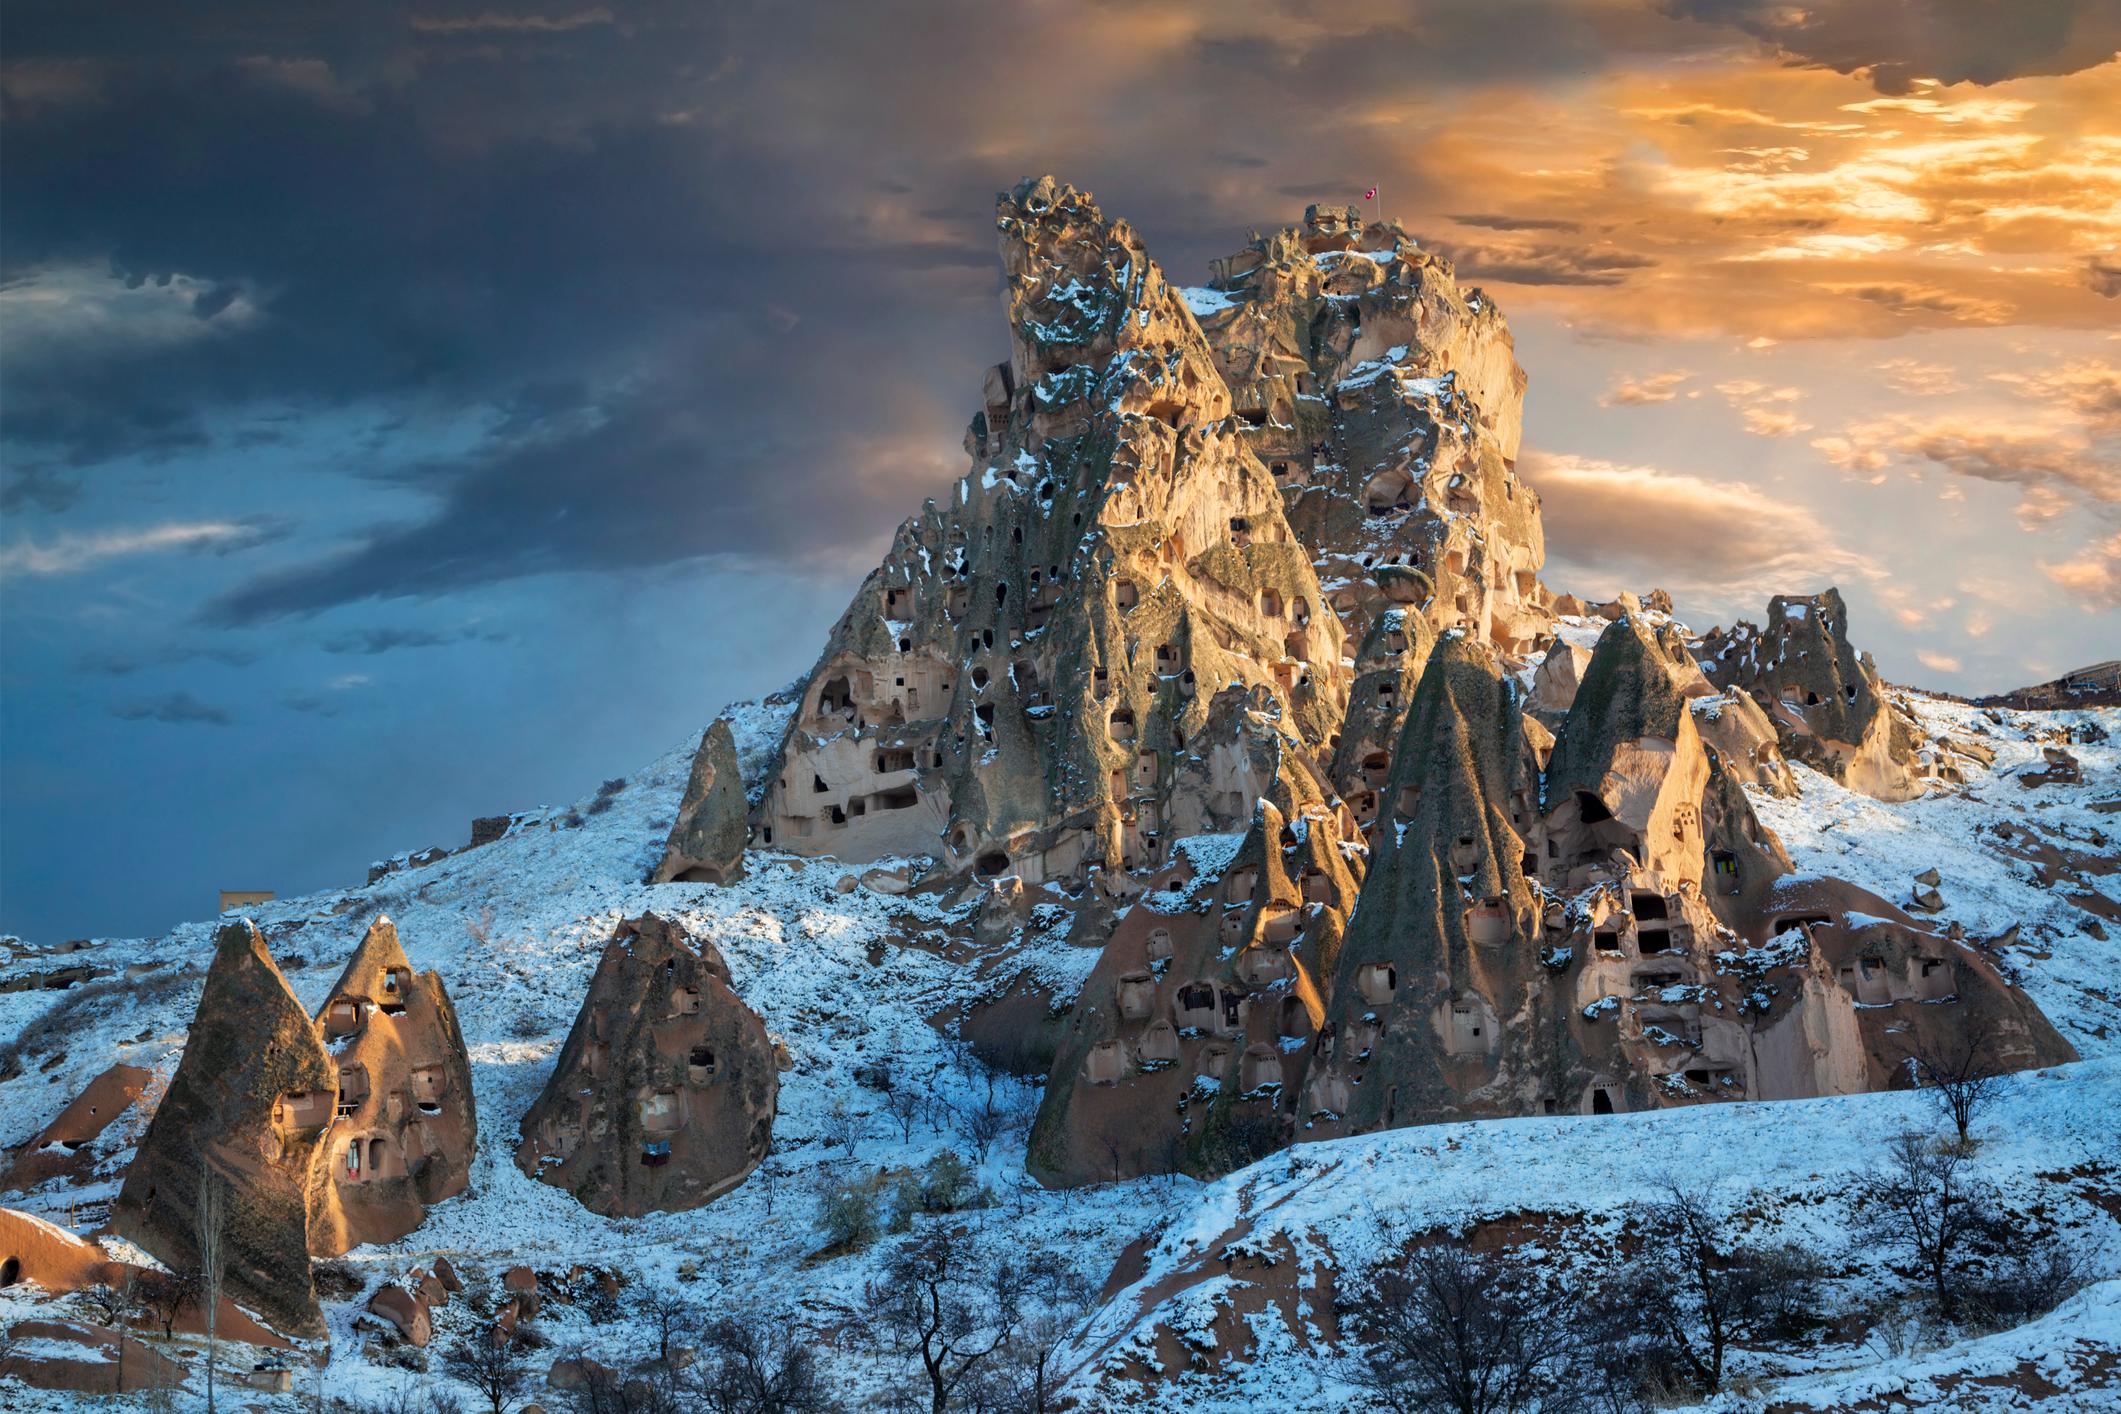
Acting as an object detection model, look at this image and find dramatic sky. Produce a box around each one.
[4,1,2117,942]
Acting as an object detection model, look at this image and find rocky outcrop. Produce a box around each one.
[1192,204,1549,657]
[1312,631,1547,1133]
[112,921,335,1337]
[652,718,748,884]
[0,1319,189,1396]
[517,913,776,1216]
[306,918,478,1257]
[753,176,1345,893]
[2,1062,152,1191]
[1979,660,2121,710]
[1028,758,1363,1186]
[1699,589,1925,800]
[111,917,477,1337]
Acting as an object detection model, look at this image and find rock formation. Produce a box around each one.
[1698,589,1926,800]
[1028,728,1364,1185]
[112,921,336,1337]
[1190,204,1550,656]
[516,913,776,1216]
[2,1062,153,1191]
[111,917,478,1335]
[753,176,1347,893]
[642,178,2075,1185]
[652,718,749,884]
[306,917,478,1256]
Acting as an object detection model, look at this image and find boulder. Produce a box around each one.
[367,1284,432,1347]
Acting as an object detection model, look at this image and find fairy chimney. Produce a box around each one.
[516,913,776,1217]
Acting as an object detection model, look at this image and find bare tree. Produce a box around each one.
[1595,1184,1819,1396]
[691,1312,839,1414]
[1901,1020,2003,1147]
[442,1331,533,1414]
[884,1078,932,1145]
[972,1248,1092,1414]
[555,1355,681,1414]
[78,1268,144,1389]
[1866,1130,1998,1321]
[196,1165,228,1414]
[865,1228,1031,1414]
[950,1090,1017,1166]
[634,1291,698,1368]
[1339,1239,1582,1414]
[138,1267,199,1341]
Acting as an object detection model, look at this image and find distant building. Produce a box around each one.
[219,889,275,914]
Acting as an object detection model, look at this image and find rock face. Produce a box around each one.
[1028,738,1364,1186]
[113,921,336,1337]
[1191,204,1549,657]
[516,913,776,1216]
[111,917,478,1336]
[754,176,1346,893]
[652,718,749,884]
[306,918,478,1257]
[2,1062,152,1191]
[1699,589,1925,800]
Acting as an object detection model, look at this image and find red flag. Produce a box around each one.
[1364,187,1378,200]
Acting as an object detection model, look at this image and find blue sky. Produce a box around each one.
[4,0,2116,941]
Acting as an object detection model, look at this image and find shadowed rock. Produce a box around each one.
[516,913,776,1216]
[652,718,748,885]
[113,921,335,1337]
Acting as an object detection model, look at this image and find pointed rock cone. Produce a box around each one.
[112,920,334,1337]
[305,916,478,1256]
[653,718,748,885]
[1319,631,1542,1134]
[516,914,776,1216]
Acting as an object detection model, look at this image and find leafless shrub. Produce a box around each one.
[1589,1183,1821,1398]
[690,1311,840,1413]
[441,1331,533,1414]
[1864,1130,1999,1322]
[1899,1020,2004,1147]
[1339,1238,1583,1414]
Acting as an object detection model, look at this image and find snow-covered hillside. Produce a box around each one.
[2,690,2116,1411]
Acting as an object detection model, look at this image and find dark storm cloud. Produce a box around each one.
[5,0,2112,610]
[204,367,962,622]
[1660,0,2121,93]
[77,642,263,676]
[110,691,235,725]
[2087,255,2121,298]
[320,625,511,655]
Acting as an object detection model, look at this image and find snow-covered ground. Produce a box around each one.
[2,690,2116,1411]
